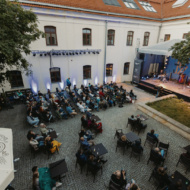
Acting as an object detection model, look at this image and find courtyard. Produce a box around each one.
[1,84,190,190]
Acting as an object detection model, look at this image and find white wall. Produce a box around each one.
[1,7,161,93]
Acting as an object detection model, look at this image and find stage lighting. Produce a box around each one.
[79,52,82,55]
[44,53,47,56]
[40,54,42,56]
[33,53,36,56]
[66,53,69,56]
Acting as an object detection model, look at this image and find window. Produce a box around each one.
[138,1,156,12]
[143,32,150,46]
[50,67,61,83]
[127,31,134,46]
[172,0,188,8]
[83,28,91,45]
[106,64,113,77]
[183,33,188,39]
[44,26,57,46]
[123,62,130,75]
[122,0,140,9]
[102,0,121,6]
[8,71,24,88]
[107,30,115,45]
[83,65,91,79]
[164,34,170,41]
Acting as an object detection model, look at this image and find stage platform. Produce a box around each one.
[138,79,190,102]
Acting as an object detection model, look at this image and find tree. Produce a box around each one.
[0,0,43,85]
[170,32,190,66]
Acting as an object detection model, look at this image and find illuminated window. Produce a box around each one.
[106,64,113,77]
[164,34,171,41]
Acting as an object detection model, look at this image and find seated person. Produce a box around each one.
[151,147,165,160]
[45,136,62,153]
[91,119,103,133]
[126,182,140,190]
[80,137,94,149]
[56,106,68,119]
[147,129,159,143]
[111,170,127,188]
[168,179,183,190]
[76,149,87,164]
[66,103,77,115]
[27,112,40,128]
[29,136,44,150]
[132,140,143,152]
[27,130,44,141]
[87,154,107,171]
[130,115,137,121]
[13,93,20,101]
[32,166,62,190]
[129,90,137,100]
[81,115,88,128]
[120,135,127,142]
[40,123,58,136]
[99,90,105,97]
[41,110,54,122]
[136,118,147,129]
[17,90,26,100]
[156,166,170,188]
[79,129,93,140]
[77,101,91,113]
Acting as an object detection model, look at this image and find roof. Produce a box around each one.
[18,0,190,22]
[138,39,183,55]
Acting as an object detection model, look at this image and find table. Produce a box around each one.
[184,145,190,153]
[90,143,108,157]
[49,131,57,139]
[169,170,190,189]
[135,114,148,121]
[91,115,101,121]
[49,159,68,181]
[125,132,140,143]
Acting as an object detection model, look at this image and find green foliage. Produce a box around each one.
[147,97,190,127]
[170,32,190,66]
[0,0,44,85]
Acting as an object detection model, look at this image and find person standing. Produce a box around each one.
[66,78,71,90]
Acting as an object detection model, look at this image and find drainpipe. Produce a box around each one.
[157,24,162,43]
[103,20,108,84]
[50,50,52,68]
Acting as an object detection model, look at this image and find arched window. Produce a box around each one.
[143,32,150,46]
[8,70,24,88]
[107,29,115,45]
[83,28,91,45]
[127,31,134,46]
[83,65,91,79]
[44,26,57,46]
[106,64,113,77]
[123,62,130,75]
[50,67,61,83]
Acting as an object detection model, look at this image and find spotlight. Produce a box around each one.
[44,53,47,56]
[79,52,82,55]
[40,54,42,56]
[33,53,36,56]
[66,53,69,56]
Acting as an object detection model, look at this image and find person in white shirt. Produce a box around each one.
[77,101,91,112]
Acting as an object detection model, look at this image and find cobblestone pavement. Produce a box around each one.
[1,83,190,190]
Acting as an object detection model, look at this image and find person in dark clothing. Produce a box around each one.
[27,130,44,141]
[132,140,143,152]
[111,170,127,188]
[81,115,88,128]
[168,179,183,190]
[147,129,159,143]
[156,166,170,188]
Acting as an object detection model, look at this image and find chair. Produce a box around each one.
[114,129,123,139]
[126,118,134,128]
[109,179,125,190]
[75,158,86,174]
[176,154,190,173]
[147,150,165,166]
[130,146,142,162]
[116,139,127,155]
[86,163,102,182]
[144,134,158,148]
[158,142,169,156]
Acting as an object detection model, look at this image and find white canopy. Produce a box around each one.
[0,128,14,190]
[138,39,183,56]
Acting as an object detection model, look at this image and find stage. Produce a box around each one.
[138,79,190,101]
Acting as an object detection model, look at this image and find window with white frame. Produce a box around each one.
[122,0,140,9]
[138,1,157,12]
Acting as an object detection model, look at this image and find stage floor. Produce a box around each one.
[142,79,190,98]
